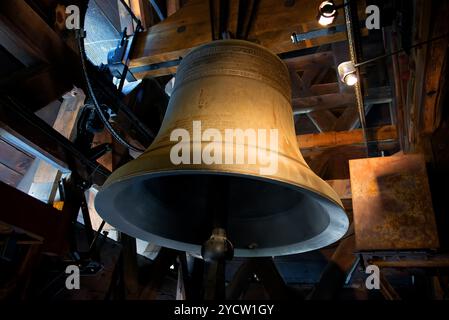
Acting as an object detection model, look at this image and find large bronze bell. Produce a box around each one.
[95,40,348,257]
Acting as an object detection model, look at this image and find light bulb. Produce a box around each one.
[344,73,358,86]
[338,61,358,87]
[318,1,337,26]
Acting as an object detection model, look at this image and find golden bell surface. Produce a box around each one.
[95,40,348,257]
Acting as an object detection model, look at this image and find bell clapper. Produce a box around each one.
[201,228,234,262]
[201,179,234,299]
[201,227,234,300]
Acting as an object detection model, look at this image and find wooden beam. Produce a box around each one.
[0,1,82,110]
[129,0,212,73]
[293,93,356,114]
[285,51,335,71]
[129,0,353,77]
[307,111,337,132]
[421,0,449,134]
[0,0,76,62]
[297,125,398,149]
[334,106,360,131]
[167,0,181,17]
[309,82,340,96]
[334,104,374,132]
[408,0,432,150]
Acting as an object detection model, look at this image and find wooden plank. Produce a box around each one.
[350,154,439,251]
[0,139,34,175]
[0,162,23,187]
[0,181,71,254]
[129,0,212,69]
[0,16,44,67]
[297,125,397,149]
[247,0,347,52]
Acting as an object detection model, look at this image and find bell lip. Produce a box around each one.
[95,169,349,258]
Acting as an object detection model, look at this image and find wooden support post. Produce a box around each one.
[252,258,289,300]
[119,233,140,299]
[379,274,401,300]
[226,260,254,300]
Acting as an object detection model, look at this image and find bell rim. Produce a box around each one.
[95,169,349,257]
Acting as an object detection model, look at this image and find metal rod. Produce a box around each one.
[343,0,369,157]
[242,0,259,40]
[119,0,143,28]
[89,220,106,254]
[149,0,165,21]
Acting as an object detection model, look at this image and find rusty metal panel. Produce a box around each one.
[349,154,439,251]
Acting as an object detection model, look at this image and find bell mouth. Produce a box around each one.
[95,170,348,257]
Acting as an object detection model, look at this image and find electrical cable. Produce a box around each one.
[76,30,145,153]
